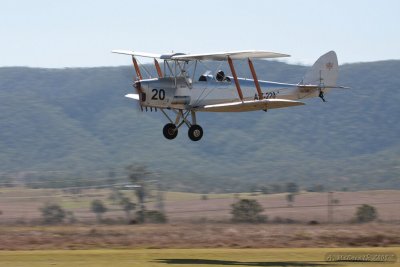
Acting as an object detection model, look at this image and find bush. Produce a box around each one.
[135,210,167,223]
[231,199,266,223]
[120,197,136,222]
[260,186,269,194]
[286,182,299,193]
[356,204,378,223]
[286,193,295,206]
[40,203,66,224]
[91,199,107,222]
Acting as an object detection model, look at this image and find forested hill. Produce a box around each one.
[1,59,399,192]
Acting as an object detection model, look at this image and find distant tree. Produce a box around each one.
[260,186,269,194]
[286,182,299,193]
[307,184,325,192]
[0,173,13,187]
[271,184,282,193]
[40,203,66,224]
[201,194,208,200]
[314,184,325,192]
[66,211,77,224]
[356,204,378,223]
[332,199,340,205]
[107,168,116,185]
[108,189,124,205]
[286,193,295,207]
[136,210,167,224]
[126,164,150,223]
[66,187,82,195]
[249,185,258,193]
[156,183,166,213]
[91,199,107,222]
[231,199,266,223]
[120,197,136,222]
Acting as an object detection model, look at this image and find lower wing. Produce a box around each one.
[125,94,140,100]
[195,99,304,112]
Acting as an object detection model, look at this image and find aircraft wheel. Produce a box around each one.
[163,123,178,140]
[188,125,203,141]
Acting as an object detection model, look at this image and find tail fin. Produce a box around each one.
[301,51,338,87]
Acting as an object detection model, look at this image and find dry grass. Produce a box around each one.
[0,223,399,250]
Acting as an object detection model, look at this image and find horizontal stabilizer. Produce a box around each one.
[196,99,304,112]
[125,93,140,100]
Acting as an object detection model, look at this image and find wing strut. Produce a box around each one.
[227,56,244,102]
[248,58,263,100]
[154,59,163,78]
[132,56,143,80]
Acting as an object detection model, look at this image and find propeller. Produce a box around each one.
[133,81,144,112]
[130,56,146,112]
[130,56,158,113]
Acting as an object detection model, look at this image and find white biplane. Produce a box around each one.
[113,49,348,141]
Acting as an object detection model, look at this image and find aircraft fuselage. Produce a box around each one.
[137,76,319,110]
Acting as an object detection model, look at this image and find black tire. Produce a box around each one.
[188,125,203,141]
[163,123,178,140]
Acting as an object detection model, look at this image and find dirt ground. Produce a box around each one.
[0,189,399,250]
[0,223,399,250]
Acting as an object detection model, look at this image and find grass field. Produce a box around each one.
[0,247,398,267]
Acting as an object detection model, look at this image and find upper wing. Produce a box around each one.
[195,99,304,112]
[112,50,290,61]
[171,50,290,61]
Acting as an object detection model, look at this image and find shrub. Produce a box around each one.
[231,199,266,223]
[286,193,295,206]
[120,197,136,222]
[135,210,167,223]
[286,182,299,193]
[260,186,269,194]
[91,199,107,222]
[356,204,377,223]
[40,203,66,224]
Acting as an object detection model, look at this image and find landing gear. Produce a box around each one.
[160,109,203,141]
[188,125,203,141]
[163,123,178,140]
[319,90,327,102]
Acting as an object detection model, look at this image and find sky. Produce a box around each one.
[1,0,399,68]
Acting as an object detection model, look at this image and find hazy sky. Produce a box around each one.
[1,0,399,67]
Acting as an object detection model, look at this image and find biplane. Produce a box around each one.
[112,49,347,141]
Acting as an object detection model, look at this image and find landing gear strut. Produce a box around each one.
[160,109,203,141]
[319,90,327,102]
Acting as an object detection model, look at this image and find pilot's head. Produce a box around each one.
[216,70,225,81]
